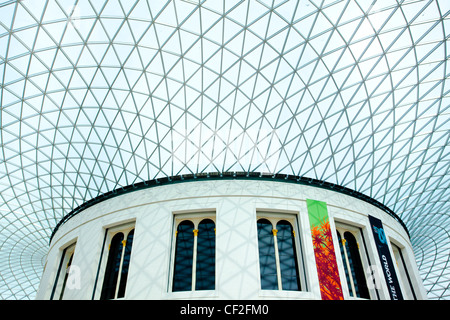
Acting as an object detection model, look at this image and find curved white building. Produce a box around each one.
[37,173,427,300]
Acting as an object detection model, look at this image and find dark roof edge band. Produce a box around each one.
[49,171,409,244]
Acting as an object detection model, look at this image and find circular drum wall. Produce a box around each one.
[36,176,427,300]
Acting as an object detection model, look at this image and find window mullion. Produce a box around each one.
[272,228,282,290]
[114,238,127,299]
[192,229,199,291]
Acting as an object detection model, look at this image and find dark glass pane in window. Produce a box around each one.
[344,232,370,299]
[172,220,195,292]
[101,232,124,300]
[257,219,278,290]
[196,219,215,290]
[277,220,301,291]
[118,229,134,298]
[337,231,353,297]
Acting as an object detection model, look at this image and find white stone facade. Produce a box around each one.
[36,178,427,300]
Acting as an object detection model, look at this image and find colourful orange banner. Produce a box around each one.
[307,199,344,300]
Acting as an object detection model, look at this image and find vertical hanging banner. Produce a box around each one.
[368,215,403,300]
[307,199,344,300]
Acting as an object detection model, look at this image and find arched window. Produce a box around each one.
[101,232,124,300]
[257,219,277,290]
[337,229,370,299]
[337,231,352,294]
[172,220,195,292]
[257,217,302,291]
[277,220,301,291]
[196,219,215,291]
[118,229,134,297]
[100,228,135,300]
[172,217,216,292]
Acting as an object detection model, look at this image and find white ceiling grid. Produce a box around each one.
[0,0,449,299]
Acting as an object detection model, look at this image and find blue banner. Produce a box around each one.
[368,215,403,300]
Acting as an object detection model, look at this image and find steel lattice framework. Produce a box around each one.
[0,0,449,300]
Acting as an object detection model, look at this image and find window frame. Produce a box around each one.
[169,212,216,293]
[391,241,417,300]
[256,212,307,292]
[96,222,135,300]
[335,222,372,300]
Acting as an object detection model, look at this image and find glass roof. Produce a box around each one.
[0,0,448,300]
